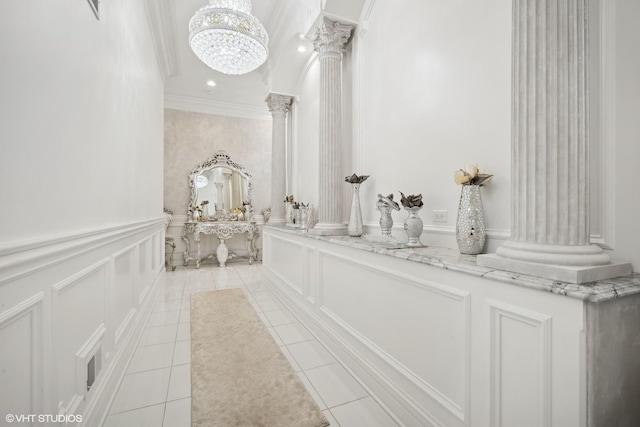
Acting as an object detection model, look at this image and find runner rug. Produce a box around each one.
[191,288,330,427]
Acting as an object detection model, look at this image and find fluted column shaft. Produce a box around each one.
[498,0,609,265]
[266,93,293,224]
[512,0,589,246]
[311,18,353,233]
[478,0,633,283]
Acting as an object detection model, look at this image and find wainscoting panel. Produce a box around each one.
[138,237,153,304]
[52,260,108,415]
[152,232,161,274]
[0,218,166,426]
[0,293,44,419]
[489,300,551,427]
[319,249,469,420]
[264,233,305,295]
[261,227,586,427]
[112,245,136,345]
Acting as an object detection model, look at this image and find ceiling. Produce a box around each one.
[148,0,366,119]
[155,0,323,119]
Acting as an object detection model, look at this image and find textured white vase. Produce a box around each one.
[377,202,394,237]
[403,206,423,246]
[348,183,364,237]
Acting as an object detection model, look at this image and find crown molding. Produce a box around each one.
[144,0,180,80]
[164,93,272,121]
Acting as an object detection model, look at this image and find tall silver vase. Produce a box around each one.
[456,185,486,254]
[403,206,423,246]
[348,183,364,237]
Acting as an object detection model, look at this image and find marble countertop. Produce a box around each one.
[264,225,640,303]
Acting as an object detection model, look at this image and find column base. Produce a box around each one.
[268,217,286,225]
[477,241,632,284]
[309,223,348,236]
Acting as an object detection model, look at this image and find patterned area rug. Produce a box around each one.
[191,289,330,427]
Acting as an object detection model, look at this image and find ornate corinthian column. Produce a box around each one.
[478,0,631,283]
[266,93,293,225]
[309,17,353,235]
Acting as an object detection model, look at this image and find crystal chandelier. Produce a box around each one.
[189,0,269,75]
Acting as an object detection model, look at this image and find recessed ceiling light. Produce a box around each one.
[297,46,306,53]
[206,80,216,87]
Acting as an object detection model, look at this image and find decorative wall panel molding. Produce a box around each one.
[137,236,153,305]
[0,218,165,287]
[0,219,165,426]
[317,249,470,422]
[489,299,551,427]
[262,227,595,426]
[112,245,137,346]
[51,259,108,417]
[264,233,305,295]
[0,293,44,418]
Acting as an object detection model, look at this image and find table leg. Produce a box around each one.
[195,233,202,269]
[247,228,258,264]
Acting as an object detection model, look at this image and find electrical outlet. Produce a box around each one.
[433,210,448,223]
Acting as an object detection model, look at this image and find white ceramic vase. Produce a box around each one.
[403,206,423,246]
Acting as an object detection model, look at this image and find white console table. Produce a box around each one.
[182,221,259,268]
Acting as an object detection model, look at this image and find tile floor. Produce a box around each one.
[102,262,399,427]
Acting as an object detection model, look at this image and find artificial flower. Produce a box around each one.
[454,163,493,186]
[399,192,423,208]
[345,173,370,184]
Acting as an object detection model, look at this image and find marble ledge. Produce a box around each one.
[264,225,640,303]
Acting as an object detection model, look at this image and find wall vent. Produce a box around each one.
[86,346,102,391]
[76,325,105,397]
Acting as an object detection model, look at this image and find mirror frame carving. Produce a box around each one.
[187,151,253,222]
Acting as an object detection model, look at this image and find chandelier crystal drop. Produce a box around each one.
[189,0,269,75]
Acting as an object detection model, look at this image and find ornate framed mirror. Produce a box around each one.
[187,151,253,222]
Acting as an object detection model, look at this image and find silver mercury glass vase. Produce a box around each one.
[376,201,394,237]
[348,183,364,237]
[403,206,423,246]
[456,184,486,254]
[299,206,308,230]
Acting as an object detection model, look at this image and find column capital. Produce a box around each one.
[310,17,353,56]
[265,93,293,116]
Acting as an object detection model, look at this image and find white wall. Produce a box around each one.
[289,0,640,270]
[0,0,165,424]
[356,0,512,249]
[611,0,640,270]
[290,0,511,249]
[291,59,321,206]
